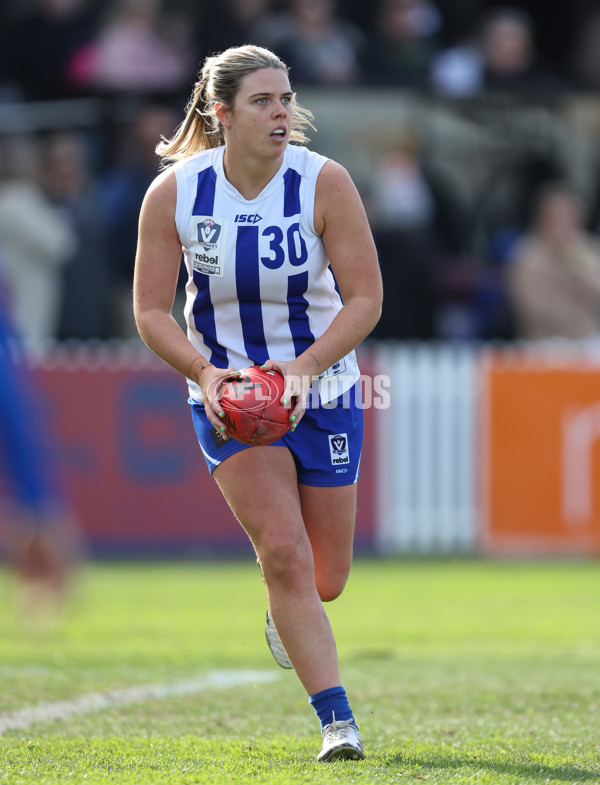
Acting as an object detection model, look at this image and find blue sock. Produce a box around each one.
[309,686,357,731]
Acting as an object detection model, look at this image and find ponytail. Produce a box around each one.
[156,71,223,166]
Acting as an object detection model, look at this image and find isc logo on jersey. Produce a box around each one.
[329,433,349,470]
[234,214,262,223]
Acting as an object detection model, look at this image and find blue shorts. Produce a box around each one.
[190,382,363,487]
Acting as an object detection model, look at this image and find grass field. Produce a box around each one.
[0,558,599,784]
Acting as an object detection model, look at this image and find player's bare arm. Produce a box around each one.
[133,171,236,431]
[315,160,382,348]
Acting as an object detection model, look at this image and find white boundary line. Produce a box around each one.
[0,669,280,735]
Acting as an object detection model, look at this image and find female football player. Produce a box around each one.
[133,44,382,761]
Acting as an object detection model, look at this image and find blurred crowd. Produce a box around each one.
[0,0,600,345]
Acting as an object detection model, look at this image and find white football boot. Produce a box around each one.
[317,715,365,762]
[265,610,293,669]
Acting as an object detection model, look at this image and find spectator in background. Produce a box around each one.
[479,7,559,94]
[264,0,365,87]
[431,6,562,97]
[99,102,179,338]
[456,153,566,342]
[0,0,100,101]
[429,19,484,97]
[363,0,442,87]
[88,0,194,97]
[368,126,468,340]
[506,182,600,342]
[568,7,600,92]
[0,136,75,345]
[38,131,114,340]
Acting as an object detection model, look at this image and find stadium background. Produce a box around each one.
[1,0,600,560]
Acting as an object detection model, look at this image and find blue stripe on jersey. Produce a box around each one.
[193,166,217,214]
[191,272,228,367]
[191,167,228,367]
[235,226,268,366]
[287,270,314,356]
[283,168,301,217]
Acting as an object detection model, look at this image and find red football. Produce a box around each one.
[219,366,292,446]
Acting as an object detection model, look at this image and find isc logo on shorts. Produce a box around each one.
[329,433,349,465]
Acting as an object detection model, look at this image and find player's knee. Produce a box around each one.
[259,537,311,587]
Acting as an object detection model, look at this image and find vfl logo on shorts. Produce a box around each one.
[209,425,227,450]
[329,433,349,465]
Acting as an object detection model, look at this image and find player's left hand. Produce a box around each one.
[260,358,313,430]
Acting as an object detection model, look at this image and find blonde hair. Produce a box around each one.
[156,45,315,166]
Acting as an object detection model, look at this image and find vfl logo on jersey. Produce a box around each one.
[189,216,228,277]
[329,433,349,466]
[197,218,222,250]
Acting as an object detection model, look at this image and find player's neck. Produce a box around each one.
[223,149,284,200]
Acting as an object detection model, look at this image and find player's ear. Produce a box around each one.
[215,102,232,129]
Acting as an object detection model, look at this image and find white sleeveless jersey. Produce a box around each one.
[174,144,360,404]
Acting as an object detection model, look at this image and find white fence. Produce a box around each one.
[370,340,600,555]
[373,343,479,554]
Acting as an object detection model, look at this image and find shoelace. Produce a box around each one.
[322,712,357,736]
